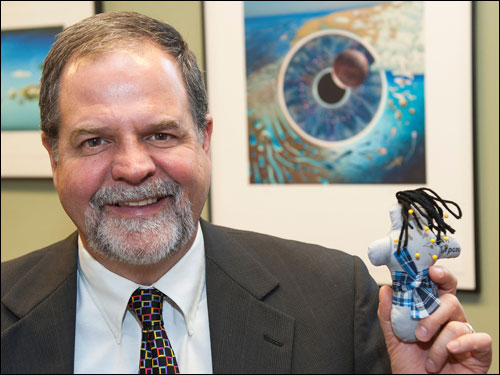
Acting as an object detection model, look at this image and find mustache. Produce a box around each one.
[89,178,182,209]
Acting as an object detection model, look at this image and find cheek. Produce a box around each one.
[161,156,197,186]
[54,161,106,218]
[158,151,210,193]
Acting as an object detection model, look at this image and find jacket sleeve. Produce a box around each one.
[352,256,392,373]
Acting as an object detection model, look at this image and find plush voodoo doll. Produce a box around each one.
[368,188,462,342]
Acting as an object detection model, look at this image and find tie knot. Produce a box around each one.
[128,288,165,327]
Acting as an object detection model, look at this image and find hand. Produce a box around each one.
[378,265,492,373]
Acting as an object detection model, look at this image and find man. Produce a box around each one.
[1,11,492,374]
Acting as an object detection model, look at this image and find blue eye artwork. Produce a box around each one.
[278,30,385,145]
[245,1,426,184]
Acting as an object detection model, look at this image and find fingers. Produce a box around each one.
[429,265,457,296]
[425,321,492,373]
[377,286,394,339]
[415,293,466,342]
[425,321,468,372]
[447,332,493,364]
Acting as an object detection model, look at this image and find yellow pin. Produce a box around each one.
[415,253,421,260]
[444,214,449,218]
[430,238,435,244]
[394,238,398,243]
[408,209,414,214]
[445,236,449,241]
[424,226,429,231]
[432,255,438,260]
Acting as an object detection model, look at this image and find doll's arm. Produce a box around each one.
[368,236,392,266]
[437,236,461,259]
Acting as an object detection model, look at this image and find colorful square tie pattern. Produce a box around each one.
[128,288,180,374]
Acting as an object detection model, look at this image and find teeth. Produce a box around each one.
[118,198,158,207]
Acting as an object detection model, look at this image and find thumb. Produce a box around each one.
[378,285,395,341]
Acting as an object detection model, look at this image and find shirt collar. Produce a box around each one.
[77,223,206,343]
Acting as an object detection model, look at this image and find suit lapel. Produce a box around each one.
[3,224,296,374]
[201,221,295,374]
[2,232,78,374]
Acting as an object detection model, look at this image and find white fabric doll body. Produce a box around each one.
[368,189,462,342]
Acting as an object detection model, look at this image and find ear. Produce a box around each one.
[41,132,59,189]
[202,114,213,156]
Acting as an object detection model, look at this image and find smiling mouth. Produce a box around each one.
[114,196,167,207]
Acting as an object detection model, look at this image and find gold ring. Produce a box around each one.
[464,322,475,334]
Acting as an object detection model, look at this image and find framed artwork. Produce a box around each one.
[1,1,99,177]
[245,2,426,184]
[204,1,477,289]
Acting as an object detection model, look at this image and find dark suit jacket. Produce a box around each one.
[2,220,390,374]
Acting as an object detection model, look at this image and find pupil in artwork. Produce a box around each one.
[317,72,346,104]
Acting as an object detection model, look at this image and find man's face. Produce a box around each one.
[43,44,212,264]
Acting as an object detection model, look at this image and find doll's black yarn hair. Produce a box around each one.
[395,188,462,255]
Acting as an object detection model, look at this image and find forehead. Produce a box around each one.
[60,43,188,100]
[57,44,193,131]
[62,42,182,82]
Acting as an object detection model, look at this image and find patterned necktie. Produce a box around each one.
[128,288,180,374]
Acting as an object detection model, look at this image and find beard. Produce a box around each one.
[84,178,195,265]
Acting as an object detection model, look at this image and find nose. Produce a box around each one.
[111,138,156,184]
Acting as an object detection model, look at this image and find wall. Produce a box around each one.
[1,1,498,372]
[458,2,499,372]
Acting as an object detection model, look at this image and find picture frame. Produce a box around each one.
[204,1,477,290]
[1,1,100,178]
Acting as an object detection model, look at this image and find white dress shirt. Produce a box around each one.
[74,224,213,374]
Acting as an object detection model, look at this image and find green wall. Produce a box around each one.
[1,2,498,372]
[459,3,499,373]
[102,1,204,68]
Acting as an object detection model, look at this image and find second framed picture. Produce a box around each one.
[1,1,99,177]
[205,1,477,290]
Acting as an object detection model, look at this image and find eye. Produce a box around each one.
[150,133,173,141]
[82,137,105,148]
[146,132,178,148]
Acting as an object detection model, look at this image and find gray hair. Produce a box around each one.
[39,11,208,160]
